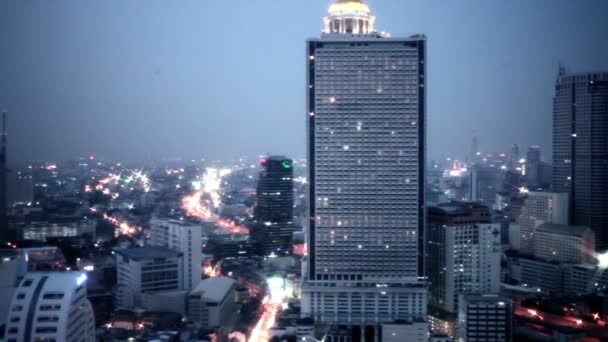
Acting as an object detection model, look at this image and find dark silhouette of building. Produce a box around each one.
[0,112,7,242]
[526,145,542,189]
[552,70,608,248]
[251,156,295,255]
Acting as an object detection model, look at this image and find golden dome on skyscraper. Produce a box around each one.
[328,0,371,16]
[324,0,375,35]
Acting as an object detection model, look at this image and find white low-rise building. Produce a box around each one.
[114,246,184,310]
[5,272,95,342]
[187,276,236,329]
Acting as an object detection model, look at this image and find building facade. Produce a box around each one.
[301,0,427,327]
[427,202,501,315]
[552,71,608,248]
[533,222,595,264]
[518,191,568,254]
[114,246,184,309]
[251,156,296,255]
[457,294,512,342]
[469,165,499,207]
[187,276,237,329]
[5,272,95,342]
[150,218,202,289]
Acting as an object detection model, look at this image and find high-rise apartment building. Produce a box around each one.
[427,202,501,315]
[150,218,202,289]
[5,272,96,342]
[552,71,608,248]
[518,191,568,254]
[251,156,295,255]
[301,0,427,328]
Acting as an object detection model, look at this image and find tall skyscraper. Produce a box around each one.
[302,0,427,328]
[251,156,295,255]
[150,218,202,289]
[427,202,501,315]
[0,112,7,242]
[5,272,96,342]
[552,71,608,248]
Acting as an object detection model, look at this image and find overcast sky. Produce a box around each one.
[1,0,607,165]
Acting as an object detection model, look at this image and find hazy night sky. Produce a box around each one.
[1,0,607,165]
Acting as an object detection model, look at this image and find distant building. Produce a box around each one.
[533,222,595,264]
[525,146,542,189]
[251,156,295,256]
[469,165,499,207]
[518,191,568,254]
[511,254,564,293]
[457,294,512,342]
[16,217,96,241]
[14,245,65,274]
[381,319,429,342]
[509,144,520,170]
[5,272,95,342]
[114,246,183,309]
[187,276,237,329]
[552,71,608,248]
[0,250,20,328]
[6,170,34,206]
[150,218,202,289]
[427,202,501,315]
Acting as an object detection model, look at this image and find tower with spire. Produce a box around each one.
[302,0,428,335]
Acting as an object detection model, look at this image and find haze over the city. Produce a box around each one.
[1,0,608,163]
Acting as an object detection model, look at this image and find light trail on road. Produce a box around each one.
[248,296,280,342]
[181,168,250,235]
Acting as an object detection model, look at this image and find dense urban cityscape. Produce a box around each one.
[1,0,608,341]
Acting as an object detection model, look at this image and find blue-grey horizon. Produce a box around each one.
[1,0,607,164]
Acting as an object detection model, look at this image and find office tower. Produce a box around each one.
[427,202,501,315]
[518,191,568,254]
[525,146,541,188]
[469,164,499,207]
[533,222,595,264]
[302,0,427,328]
[457,294,513,342]
[508,144,520,169]
[188,276,237,329]
[5,272,96,342]
[552,71,608,248]
[150,218,202,289]
[251,156,295,255]
[0,112,7,242]
[114,246,184,309]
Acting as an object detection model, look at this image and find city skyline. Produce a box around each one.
[1,0,608,163]
[1,1,608,341]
